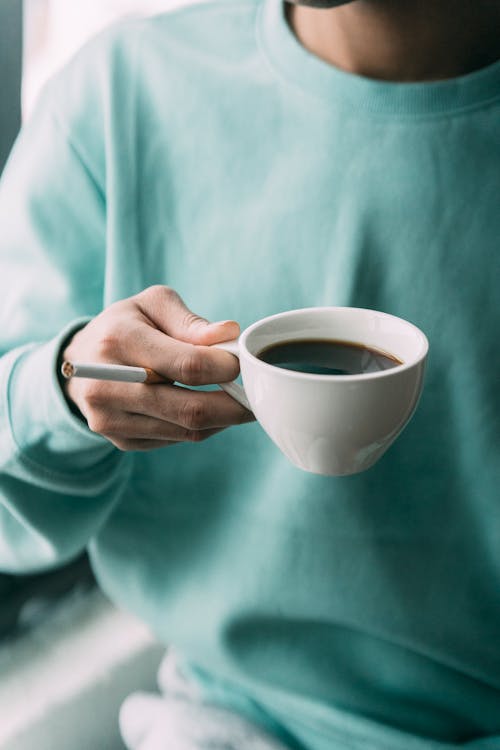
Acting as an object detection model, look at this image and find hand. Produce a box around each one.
[61,285,254,451]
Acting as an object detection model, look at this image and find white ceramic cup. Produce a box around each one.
[213,307,428,476]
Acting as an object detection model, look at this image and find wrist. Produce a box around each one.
[56,323,89,422]
[6,322,112,468]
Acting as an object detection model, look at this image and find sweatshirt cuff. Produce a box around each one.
[5,319,116,469]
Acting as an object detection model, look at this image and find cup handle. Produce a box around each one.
[210,339,252,411]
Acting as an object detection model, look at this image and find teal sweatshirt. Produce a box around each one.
[0,1,499,748]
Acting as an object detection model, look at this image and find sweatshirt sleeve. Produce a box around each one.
[0,78,131,573]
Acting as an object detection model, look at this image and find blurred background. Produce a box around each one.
[0,2,201,748]
[22,0,205,118]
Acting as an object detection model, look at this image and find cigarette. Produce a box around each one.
[61,361,167,385]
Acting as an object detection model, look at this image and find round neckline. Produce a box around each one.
[256,0,500,118]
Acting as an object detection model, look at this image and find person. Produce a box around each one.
[0,0,499,748]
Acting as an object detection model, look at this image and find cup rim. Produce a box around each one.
[239,306,429,382]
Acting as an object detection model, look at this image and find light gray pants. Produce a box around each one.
[119,651,292,750]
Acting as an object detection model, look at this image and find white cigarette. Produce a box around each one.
[61,361,166,384]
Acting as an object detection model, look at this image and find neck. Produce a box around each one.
[286,1,500,82]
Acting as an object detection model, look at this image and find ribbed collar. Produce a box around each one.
[256,0,500,118]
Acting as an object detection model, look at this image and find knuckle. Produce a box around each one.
[179,397,208,430]
[144,285,164,305]
[89,304,134,359]
[139,284,161,299]
[178,350,207,385]
[181,310,206,332]
[94,330,123,359]
[160,285,178,302]
[84,402,120,437]
[83,382,109,409]
[86,411,111,436]
[136,285,183,325]
[142,284,177,306]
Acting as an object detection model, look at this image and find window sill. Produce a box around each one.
[0,586,164,750]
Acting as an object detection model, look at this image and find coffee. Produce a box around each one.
[257,338,402,376]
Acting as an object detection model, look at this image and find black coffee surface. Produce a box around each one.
[257,338,402,376]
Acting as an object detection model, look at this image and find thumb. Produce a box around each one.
[184,317,241,346]
[138,286,240,345]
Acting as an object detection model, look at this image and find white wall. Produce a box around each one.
[22,0,204,118]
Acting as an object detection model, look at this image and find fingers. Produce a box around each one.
[75,379,255,452]
[69,288,241,386]
[60,286,249,448]
[134,286,240,345]
[116,326,240,386]
[131,286,241,384]
[128,384,254,428]
[92,412,225,451]
[81,380,253,434]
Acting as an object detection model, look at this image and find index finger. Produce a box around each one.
[120,325,240,386]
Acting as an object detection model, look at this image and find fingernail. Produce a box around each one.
[208,320,237,328]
